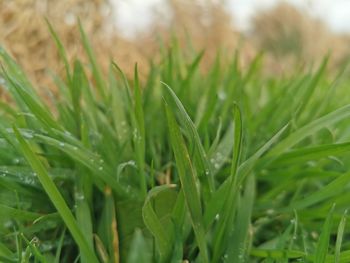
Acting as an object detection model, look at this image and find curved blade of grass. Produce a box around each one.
[267,104,350,157]
[269,142,350,166]
[0,205,41,221]
[163,82,214,197]
[287,173,350,210]
[142,185,174,262]
[2,70,61,131]
[78,20,106,101]
[165,103,209,262]
[204,123,288,229]
[335,209,347,263]
[33,133,129,197]
[0,47,33,92]
[13,126,99,263]
[45,19,71,83]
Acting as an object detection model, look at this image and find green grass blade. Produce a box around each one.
[267,104,350,157]
[163,82,215,197]
[142,185,174,262]
[2,70,62,131]
[269,142,350,166]
[288,173,350,210]
[33,133,129,197]
[133,64,147,196]
[315,204,335,263]
[78,20,106,101]
[227,174,255,262]
[45,19,71,82]
[211,105,243,262]
[335,210,347,263]
[13,126,99,263]
[203,123,288,229]
[127,229,152,263]
[165,102,209,262]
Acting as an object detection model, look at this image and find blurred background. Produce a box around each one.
[1,0,350,88]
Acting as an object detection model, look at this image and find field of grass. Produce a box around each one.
[1,23,350,263]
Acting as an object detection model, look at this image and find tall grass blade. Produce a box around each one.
[315,204,335,263]
[13,126,99,263]
[165,102,209,262]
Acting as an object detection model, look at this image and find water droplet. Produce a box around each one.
[128,160,136,166]
[73,146,78,151]
[75,192,85,201]
[3,220,13,228]
[215,214,220,220]
[290,219,295,224]
[266,209,275,215]
[40,243,53,251]
[205,170,210,176]
[311,231,318,239]
[216,152,223,160]
[13,158,20,164]
[214,163,220,169]
[99,159,104,164]
[218,90,227,100]
[32,172,37,177]
[59,142,65,147]
[24,177,34,185]
[1,173,6,177]
[23,132,34,139]
[98,166,104,171]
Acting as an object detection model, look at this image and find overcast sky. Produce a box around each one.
[112,0,350,37]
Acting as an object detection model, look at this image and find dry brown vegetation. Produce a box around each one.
[0,0,150,92]
[251,3,350,72]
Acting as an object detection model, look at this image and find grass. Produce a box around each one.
[1,23,350,263]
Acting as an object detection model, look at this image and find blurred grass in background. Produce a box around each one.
[1,0,349,92]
